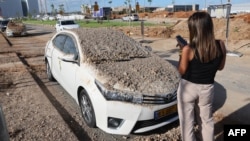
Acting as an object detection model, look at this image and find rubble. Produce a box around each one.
[71,28,180,94]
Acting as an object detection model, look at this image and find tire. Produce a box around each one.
[79,89,96,128]
[46,61,55,81]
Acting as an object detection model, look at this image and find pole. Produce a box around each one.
[226,4,230,49]
[225,2,243,57]
[205,0,206,10]
[141,21,144,40]
[44,0,47,14]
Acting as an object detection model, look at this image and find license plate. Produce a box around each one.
[154,104,177,120]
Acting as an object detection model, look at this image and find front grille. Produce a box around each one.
[132,112,178,132]
[142,91,177,104]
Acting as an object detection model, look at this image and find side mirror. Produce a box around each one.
[0,104,10,141]
[60,54,78,63]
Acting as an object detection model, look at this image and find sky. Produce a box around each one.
[45,0,250,12]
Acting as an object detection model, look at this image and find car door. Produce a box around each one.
[59,35,79,95]
[51,34,67,84]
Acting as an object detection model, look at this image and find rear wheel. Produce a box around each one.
[79,89,96,127]
[46,61,55,81]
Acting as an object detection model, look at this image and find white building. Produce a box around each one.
[231,2,250,14]
[0,0,40,18]
[207,2,250,18]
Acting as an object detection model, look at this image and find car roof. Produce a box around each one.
[60,28,151,62]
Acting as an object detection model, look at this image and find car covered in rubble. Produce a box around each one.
[44,28,180,135]
[5,20,27,37]
[0,19,10,32]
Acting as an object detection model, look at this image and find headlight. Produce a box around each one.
[95,80,177,104]
[95,80,143,103]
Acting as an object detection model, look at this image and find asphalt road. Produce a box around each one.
[136,36,250,122]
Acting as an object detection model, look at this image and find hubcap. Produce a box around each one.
[46,63,50,76]
[80,95,93,123]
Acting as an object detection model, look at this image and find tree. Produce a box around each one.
[108,1,112,20]
[124,0,131,14]
[148,0,152,5]
[51,4,56,16]
[58,4,65,15]
[147,0,152,12]
[81,4,90,15]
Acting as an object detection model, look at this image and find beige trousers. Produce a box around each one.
[177,79,214,141]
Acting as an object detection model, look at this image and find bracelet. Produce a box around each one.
[179,49,182,56]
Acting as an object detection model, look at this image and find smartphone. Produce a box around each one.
[176,35,187,46]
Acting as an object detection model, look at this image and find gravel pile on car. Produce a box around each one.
[6,20,26,33]
[73,28,151,62]
[71,28,180,95]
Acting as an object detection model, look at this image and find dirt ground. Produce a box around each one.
[118,12,250,42]
[0,11,250,141]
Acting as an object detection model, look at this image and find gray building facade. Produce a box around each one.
[0,0,40,18]
[166,4,199,12]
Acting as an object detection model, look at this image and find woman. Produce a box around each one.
[177,12,226,141]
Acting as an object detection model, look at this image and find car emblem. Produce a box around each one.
[164,93,173,102]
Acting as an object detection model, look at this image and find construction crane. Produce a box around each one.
[172,0,175,5]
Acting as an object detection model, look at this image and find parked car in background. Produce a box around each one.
[55,20,80,32]
[0,19,10,32]
[44,28,180,135]
[122,14,139,21]
[5,20,27,37]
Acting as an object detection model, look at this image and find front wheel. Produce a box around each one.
[46,61,55,81]
[79,89,96,128]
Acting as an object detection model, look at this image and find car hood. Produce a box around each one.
[92,54,180,95]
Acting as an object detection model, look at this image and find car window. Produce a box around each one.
[2,20,9,25]
[61,20,75,25]
[53,34,67,51]
[63,36,78,55]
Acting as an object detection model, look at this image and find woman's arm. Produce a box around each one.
[218,40,227,71]
[178,46,193,75]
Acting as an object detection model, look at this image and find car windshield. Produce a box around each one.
[2,20,9,25]
[61,20,76,25]
[71,28,151,63]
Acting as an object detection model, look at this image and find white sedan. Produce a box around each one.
[55,20,79,32]
[44,28,180,135]
[122,14,139,21]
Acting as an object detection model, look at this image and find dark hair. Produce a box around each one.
[188,11,221,63]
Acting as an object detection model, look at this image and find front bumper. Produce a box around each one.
[6,30,27,37]
[93,95,178,135]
